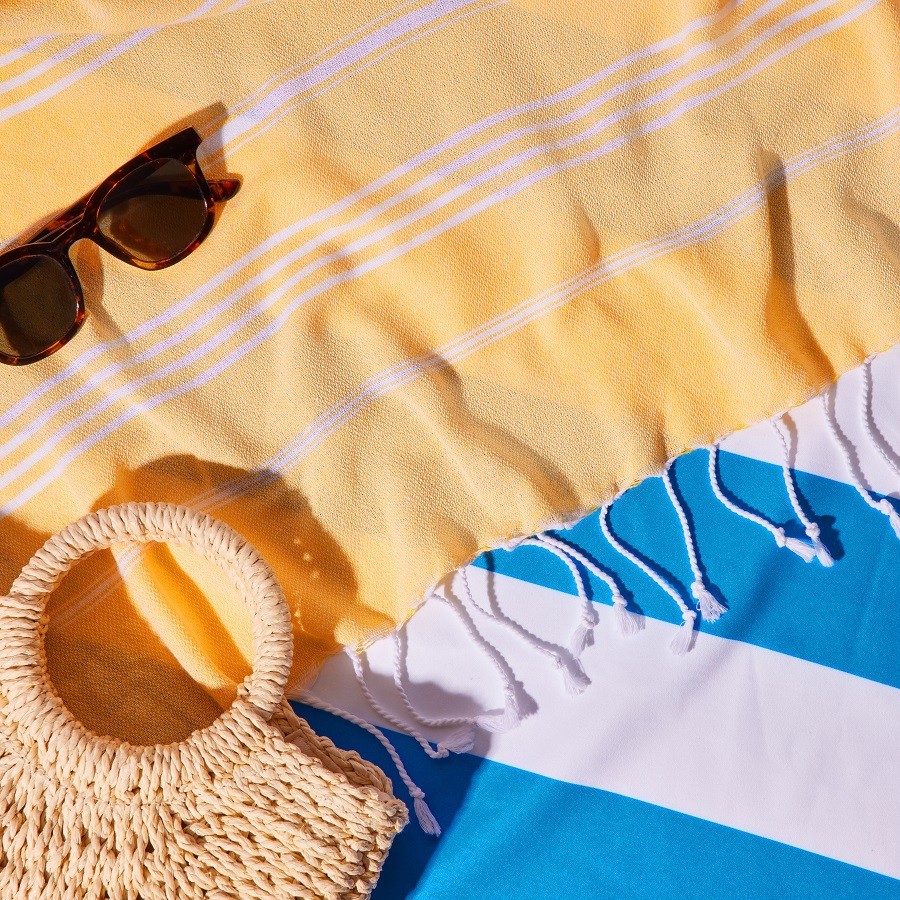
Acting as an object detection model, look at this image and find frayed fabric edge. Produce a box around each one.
[299,353,900,834]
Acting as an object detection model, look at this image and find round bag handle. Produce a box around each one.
[0,502,293,729]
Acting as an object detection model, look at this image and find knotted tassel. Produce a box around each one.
[411,789,442,836]
[670,610,697,656]
[527,535,598,658]
[300,692,441,836]
[348,649,450,759]
[435,582,528,734]
[612,593,643,636]
[436,724,477,756]
[662,460,728,624]
[691,580,727,623]
[475,684,522,734]
[773,527,817,562]
[554,654,591,696]
[534,532,637,646]
[708,443,817,564]
[600,503,692,653]
[569,603,600,657]
[391,629,477,756]
[804,522,834,567]
[773,416,833,568]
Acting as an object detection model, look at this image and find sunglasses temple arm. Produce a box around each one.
[209,179,241,203]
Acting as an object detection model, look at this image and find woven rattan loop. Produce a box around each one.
[0,501,293,743]
[0,503,408,898]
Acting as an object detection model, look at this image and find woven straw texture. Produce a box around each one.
[0,502,407,899]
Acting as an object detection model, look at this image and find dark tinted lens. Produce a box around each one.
[97,158,208,263]
[0,255,78,360]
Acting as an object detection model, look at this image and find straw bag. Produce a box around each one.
[0,502,408,899]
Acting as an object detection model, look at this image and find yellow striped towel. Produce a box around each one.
[1,0,899,743]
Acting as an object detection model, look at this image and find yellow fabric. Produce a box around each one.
[2,0,900,743]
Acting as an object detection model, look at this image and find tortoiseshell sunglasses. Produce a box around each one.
[0,127,239,365]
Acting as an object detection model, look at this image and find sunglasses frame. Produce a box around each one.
[0,127,239,366]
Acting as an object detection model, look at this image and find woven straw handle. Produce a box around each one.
[5,502,293,721]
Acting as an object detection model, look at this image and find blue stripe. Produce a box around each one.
[474,449,900,689]
[294,703,900,899]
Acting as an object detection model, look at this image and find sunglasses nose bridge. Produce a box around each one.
[31,213,88,249]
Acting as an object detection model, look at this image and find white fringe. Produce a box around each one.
[781,534,817,562]
[821,383,900,543]
[437,579,524,733]
[413,794,442,836]
[536,532,642,638]
[296,375,900,838]
[569,621,594,657]
[527,535,598,656]
[670,610,697,656]
[707,443,817,561]
[885,503,900,539]
[599,503,698,654]
[613,596,643,636]
[435,724,477,755]
[298,691,441,836]
[807,524,834,566]
[391,629,477,755]
[559,543,641,637]
[661,460,727,623]
[475,697,522,734]
[347,648,449,760]
[862,357,900,480]
[690,580,727,623]
[460,565,591,695]
[554,654,591,696]
[772,417,834,567]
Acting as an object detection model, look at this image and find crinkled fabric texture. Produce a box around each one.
[2,0,900,740]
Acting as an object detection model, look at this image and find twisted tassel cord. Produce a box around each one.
[461,564,590,696]
[436,578,524,733]
[528,535,599,657]
[707,444,816,561]
[862,357,900,482]
[661,461,727,623]
[598,504,696,655]
[390,628,476,755]
[858,359,900,537]
[771,417,834,566]
[298,692,441,836]
[820,387,900,539]
[535,532,642,637]
[347,649,453,760]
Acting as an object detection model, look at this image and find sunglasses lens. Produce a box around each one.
[0,255,79,361]
[97,158,208,263]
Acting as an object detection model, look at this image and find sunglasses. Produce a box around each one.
[0,127,239,366]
